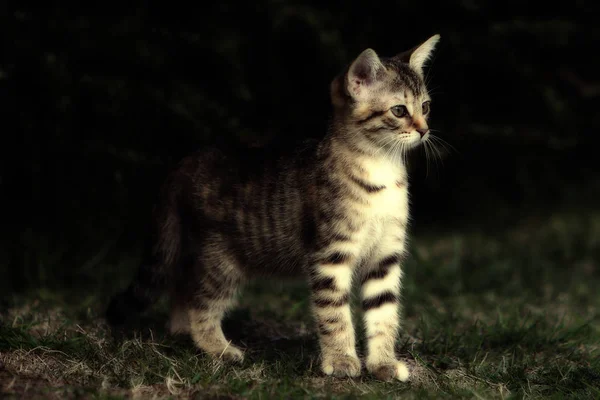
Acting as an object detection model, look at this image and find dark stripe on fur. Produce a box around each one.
[360,271,386,288]
[360,253,403,284]
[320,252,353,265]
[202,272,227,299]
[362,291,398,311]
[329,231,353,242]
[365,125,396,133]
[348,174,386,193]
[318,323,334,335]
[318,322,346,336]
[357,110,386,124]
[318,316,343,335]
[378,253,403,268]
[314,294,350,308]
[311,276,336,291]
[314,228,353,250]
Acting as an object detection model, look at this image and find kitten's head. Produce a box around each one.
[331,34,440,152]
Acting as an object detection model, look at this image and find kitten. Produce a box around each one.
[106,34,441,382]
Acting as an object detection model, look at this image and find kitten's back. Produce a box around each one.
[175,139,320,274]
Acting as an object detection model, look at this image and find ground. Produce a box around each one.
[1,210,599,399]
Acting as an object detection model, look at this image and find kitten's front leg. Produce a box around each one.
[361,252,410,382]
[310,251,361,378]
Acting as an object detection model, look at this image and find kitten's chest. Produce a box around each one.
[349,159,409,259]
[366,183,408,217]
[356,158,408,218]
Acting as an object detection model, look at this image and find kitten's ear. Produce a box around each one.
[395,34,440,74]
[346,49,386,100]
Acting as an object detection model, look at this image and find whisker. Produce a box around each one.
[429,138,452,162]
[377,135,398,159]
[428,139,444,169]
[427,140,440,177]
[423,139,431,178]
[429,131,459,155]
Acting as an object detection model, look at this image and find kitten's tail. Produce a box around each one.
[105,177,182,328]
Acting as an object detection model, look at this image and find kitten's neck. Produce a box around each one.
[326,117,408,169]
[321,120,408,188]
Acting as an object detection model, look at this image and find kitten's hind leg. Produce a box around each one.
[187,253,245,363]
[310,251,361,378]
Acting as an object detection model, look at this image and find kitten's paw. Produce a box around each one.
[322,354,361,378]
[367,360,410,382]
[216,345,245,363]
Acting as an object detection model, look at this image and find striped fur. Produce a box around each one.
[106,34,441,382]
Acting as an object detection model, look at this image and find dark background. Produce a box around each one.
[2,3,599,296]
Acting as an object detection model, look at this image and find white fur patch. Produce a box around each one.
[396,362,410,382]
[364,303,399,330]
[377,238,406,258]
[319,266,353,291]
[359,159,409,219]
[367,330,394,350]
[360,157,404,187]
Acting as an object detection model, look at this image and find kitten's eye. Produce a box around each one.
[422,101,431,115]
[391,105,408,118]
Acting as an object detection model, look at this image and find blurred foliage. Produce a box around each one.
[1,3,599,292]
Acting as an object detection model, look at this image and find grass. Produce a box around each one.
[1,210,600,399]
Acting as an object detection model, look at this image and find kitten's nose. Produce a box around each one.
[416,128,429,137]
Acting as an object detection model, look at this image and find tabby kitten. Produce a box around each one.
[107,34,441,382]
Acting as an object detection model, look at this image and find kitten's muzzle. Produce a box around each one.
[416,128,429,137]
